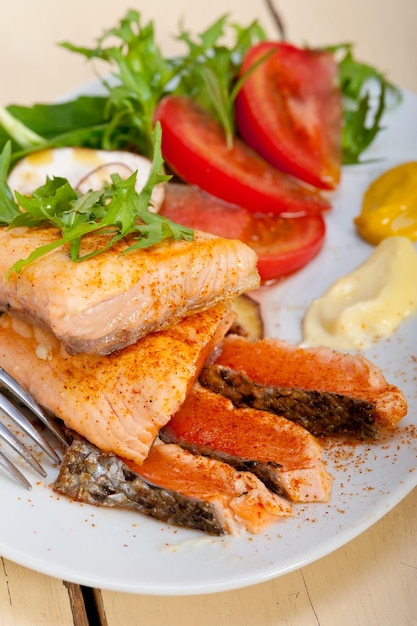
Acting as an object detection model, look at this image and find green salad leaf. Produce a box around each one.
[328,43,402,164]
[60,12,266,150]
[60,9,175,159]
[0,97,112,168]
[173,15,266,147]
[0,124,194,276]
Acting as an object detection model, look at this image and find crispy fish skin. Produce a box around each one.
[161,385,332,503]
[199,364,378,438]
[54,437,227,536]
[54,437,292,535]
[212,335,408,429]
[127,441,293,534]
[0,305,232,465]
[0,227,259,355]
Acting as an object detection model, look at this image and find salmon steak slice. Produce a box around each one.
[161,384,332,503]
[0,226,259,355]
[199,364,378,437]
[55,437,292,535]
[0,305,232,465]
[204,335,407,430]
[129,441,293,534]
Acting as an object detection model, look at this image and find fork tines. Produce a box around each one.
[0,367,67,489]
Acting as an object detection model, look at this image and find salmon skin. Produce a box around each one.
[0,305,233,465]
[161,385,332,503]
[208,335,407,431]
[54,437,227,535]
[0,227,259,355]
[199,364,378,438]
[54,437,292,535]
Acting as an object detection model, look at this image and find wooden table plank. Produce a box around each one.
[64,583,92,626]
[0,559,74,626]
[0,562,109,626]
[100,488,417,626]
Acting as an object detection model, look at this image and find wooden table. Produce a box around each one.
[1,1,416,624]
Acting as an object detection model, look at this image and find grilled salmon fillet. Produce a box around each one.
[0,226,259,355]
[199,365,378,438]
[161,385,332,503]
[55,437,292,535]
[130,441,293,534]
[210,335,407,429]
[0,305,233,464]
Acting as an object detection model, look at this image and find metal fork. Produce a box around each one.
[0,367,68,489]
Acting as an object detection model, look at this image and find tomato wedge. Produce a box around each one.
[235,41,343,191]
[155,95,330,216]
[160,183,326,282]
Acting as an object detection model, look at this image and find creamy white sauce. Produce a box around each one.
[301,236,417,350]
[160,536,221,552]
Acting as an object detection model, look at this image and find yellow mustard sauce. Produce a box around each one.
[301,236,417,351]
[354,162,417,245]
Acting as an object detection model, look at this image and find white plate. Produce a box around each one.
[0,88,416,596]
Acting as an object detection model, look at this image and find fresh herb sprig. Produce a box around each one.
[0,125,194,276]
[173,15,266,147]
[60,9,175,159]
[328,43,402,164]
[60,12,266,151]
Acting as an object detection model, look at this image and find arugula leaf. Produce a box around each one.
[328,43,402,164]
[60,10,175,159]
[174,15,266,147]
[61,12,266,151]
[4,123,194,276]
[13,177,80,228]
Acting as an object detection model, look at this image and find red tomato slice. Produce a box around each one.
[235,41,343,191]
[155,95,330,216]
[160,183,326,282]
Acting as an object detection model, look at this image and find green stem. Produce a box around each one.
[0,106,45,149]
